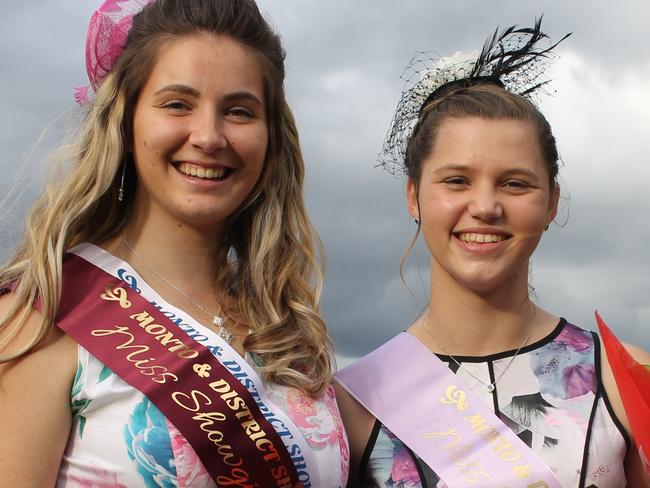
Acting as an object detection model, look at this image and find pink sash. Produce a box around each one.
[57,253,301,487]
[337,333,563,488]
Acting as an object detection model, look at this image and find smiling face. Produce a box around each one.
[407,116,559,295]
[130,32,268,234]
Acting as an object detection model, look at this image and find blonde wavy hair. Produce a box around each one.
[0,0,333,397]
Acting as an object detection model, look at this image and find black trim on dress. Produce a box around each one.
[358,419,382,483]
[434,318,567,363]
[591,331,631,451]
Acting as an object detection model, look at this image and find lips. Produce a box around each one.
[175,162,233,181]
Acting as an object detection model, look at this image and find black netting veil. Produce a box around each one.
[377,16,571,177]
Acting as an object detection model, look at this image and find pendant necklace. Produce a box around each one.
[421,305,537,393]
[120,234,234,343]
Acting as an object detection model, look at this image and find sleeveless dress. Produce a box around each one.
[355,320,628,488]
[54,244,349,488]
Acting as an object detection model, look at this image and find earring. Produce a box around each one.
[544,223,549,231]
[414,218,420,225]
[118,163,126,202]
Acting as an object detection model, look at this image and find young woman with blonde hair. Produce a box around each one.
[0,0,348,485]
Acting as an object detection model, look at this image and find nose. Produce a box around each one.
[189,110,227,153]
[468,185,503,221]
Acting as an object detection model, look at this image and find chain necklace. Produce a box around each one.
[420,305,536,393]
[120,234,234,343]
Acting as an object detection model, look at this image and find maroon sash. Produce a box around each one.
[56,254,300,487]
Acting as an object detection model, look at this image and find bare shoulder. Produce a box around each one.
[602,341,650,421]
[0,292,77,367]
[599,339,650,428]
[622,342,650,364]
[334,380,376,485]
[0,292,77,486]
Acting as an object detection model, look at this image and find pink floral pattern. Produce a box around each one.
[166,419,214,488]
[324,385,350,481]
[390,445,420,486]
[265,382,348,485]
[285,387,341,449]
[562,362,596,398]
[59,467,128,488]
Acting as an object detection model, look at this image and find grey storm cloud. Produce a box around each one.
[1,0,649,363]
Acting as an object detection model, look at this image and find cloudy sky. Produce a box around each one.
[1,0,649,364]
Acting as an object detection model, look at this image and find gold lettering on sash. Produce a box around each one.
[172,379,290,478]
[513,464,533,478]
[424,386,549,483]
[501,450,522,462]
[455,460,490,482]
[210,378,231,393]
[91,325,178,383]
[440,385,469,411]
[129,311,199,359]
[271,466,292,487]
[215,468,255,487]
[145,324,167,335]
[490,436,513,452]
[151,371,179,384]
[100,286,132,308]
[464,413,487,429]
[193,411,227,423]
[130,310,156,327]
[221,389,238,401]
[207,378,282,461]
[193,363,212,378]
[255,438,281,462]
[424,428,462,447]
[92,283,284,482]
[447,443,473,463]
[172,390,213,412]
[172,389,245,468]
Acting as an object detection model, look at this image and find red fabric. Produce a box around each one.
[58,254,301,486]
[596,311,650,477]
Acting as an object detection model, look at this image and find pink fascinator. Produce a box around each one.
[76,0,155,103]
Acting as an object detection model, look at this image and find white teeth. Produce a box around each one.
[457,233,506,243]
[177,162,227,180]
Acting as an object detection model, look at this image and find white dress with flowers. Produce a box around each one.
[55,244,349,488]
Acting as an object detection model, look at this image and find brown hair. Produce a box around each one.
[406,83,559,188]
[1,0,332,396]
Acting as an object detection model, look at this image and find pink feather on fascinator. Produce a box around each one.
[73,85,91,105]
[83,0,155,93]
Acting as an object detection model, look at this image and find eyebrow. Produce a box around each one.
[153,85,263,105]
[154,84,200,97]
[433,163,540,179]
[433,163,471,173]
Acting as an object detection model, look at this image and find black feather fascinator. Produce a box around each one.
[378,16,571,176]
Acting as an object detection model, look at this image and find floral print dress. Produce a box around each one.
[357,321,628,488]
[57,347,348,487]
[55,244,349,488]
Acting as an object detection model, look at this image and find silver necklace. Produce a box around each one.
[120,234,234,343]
[421,305,536,393]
